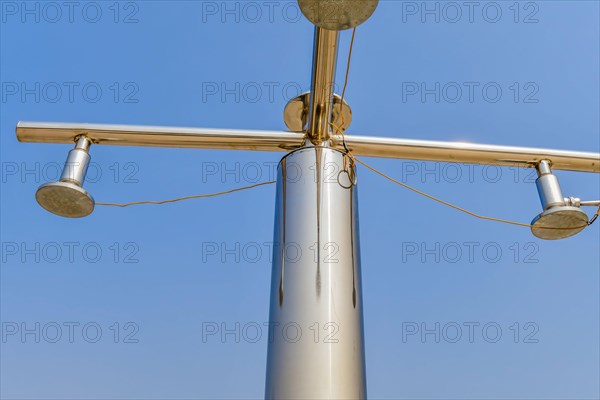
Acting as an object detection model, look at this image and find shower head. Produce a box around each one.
[530,206,589,240]
[531,160,590,240]
[36,181,94,218]
[36,136,95,218]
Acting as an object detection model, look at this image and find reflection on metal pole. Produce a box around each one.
[306,27,340,144]
[265,147,366,399]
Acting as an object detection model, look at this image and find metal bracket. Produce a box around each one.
[283,92,352,133]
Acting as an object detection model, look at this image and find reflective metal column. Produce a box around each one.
[306,27,340,144]
[265,147,366,399]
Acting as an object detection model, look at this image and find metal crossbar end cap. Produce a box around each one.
[298,0,379,30]
[530,206,589,240]
[36,181,95,218]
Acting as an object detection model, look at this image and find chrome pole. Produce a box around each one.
[306,27,340,144]
[265,147,366,399]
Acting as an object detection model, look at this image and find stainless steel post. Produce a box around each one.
[265,146,366,399]
[306,27,340,144]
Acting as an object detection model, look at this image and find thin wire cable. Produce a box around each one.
[97,181,276,208]
[351,156,532,227]
[352,154,599,230]
[329,28,596,232]
[338,27,356,154]
[96,28,599,230]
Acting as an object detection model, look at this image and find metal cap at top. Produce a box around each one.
[299,0,379,31]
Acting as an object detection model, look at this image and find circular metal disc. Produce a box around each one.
[283,92,352,133]
[36,181,95,218]
[299,0,379,31]
[530,206,588,240]
[283,94,308,132]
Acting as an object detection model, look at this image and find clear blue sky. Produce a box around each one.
[1,1,599,399]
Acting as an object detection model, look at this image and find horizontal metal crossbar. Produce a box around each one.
[16,122,600,173]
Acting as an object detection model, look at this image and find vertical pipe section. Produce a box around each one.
[307,28,340,144]
[60,137,92,185]
[265,147,366,399]
[535,160,566,210]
